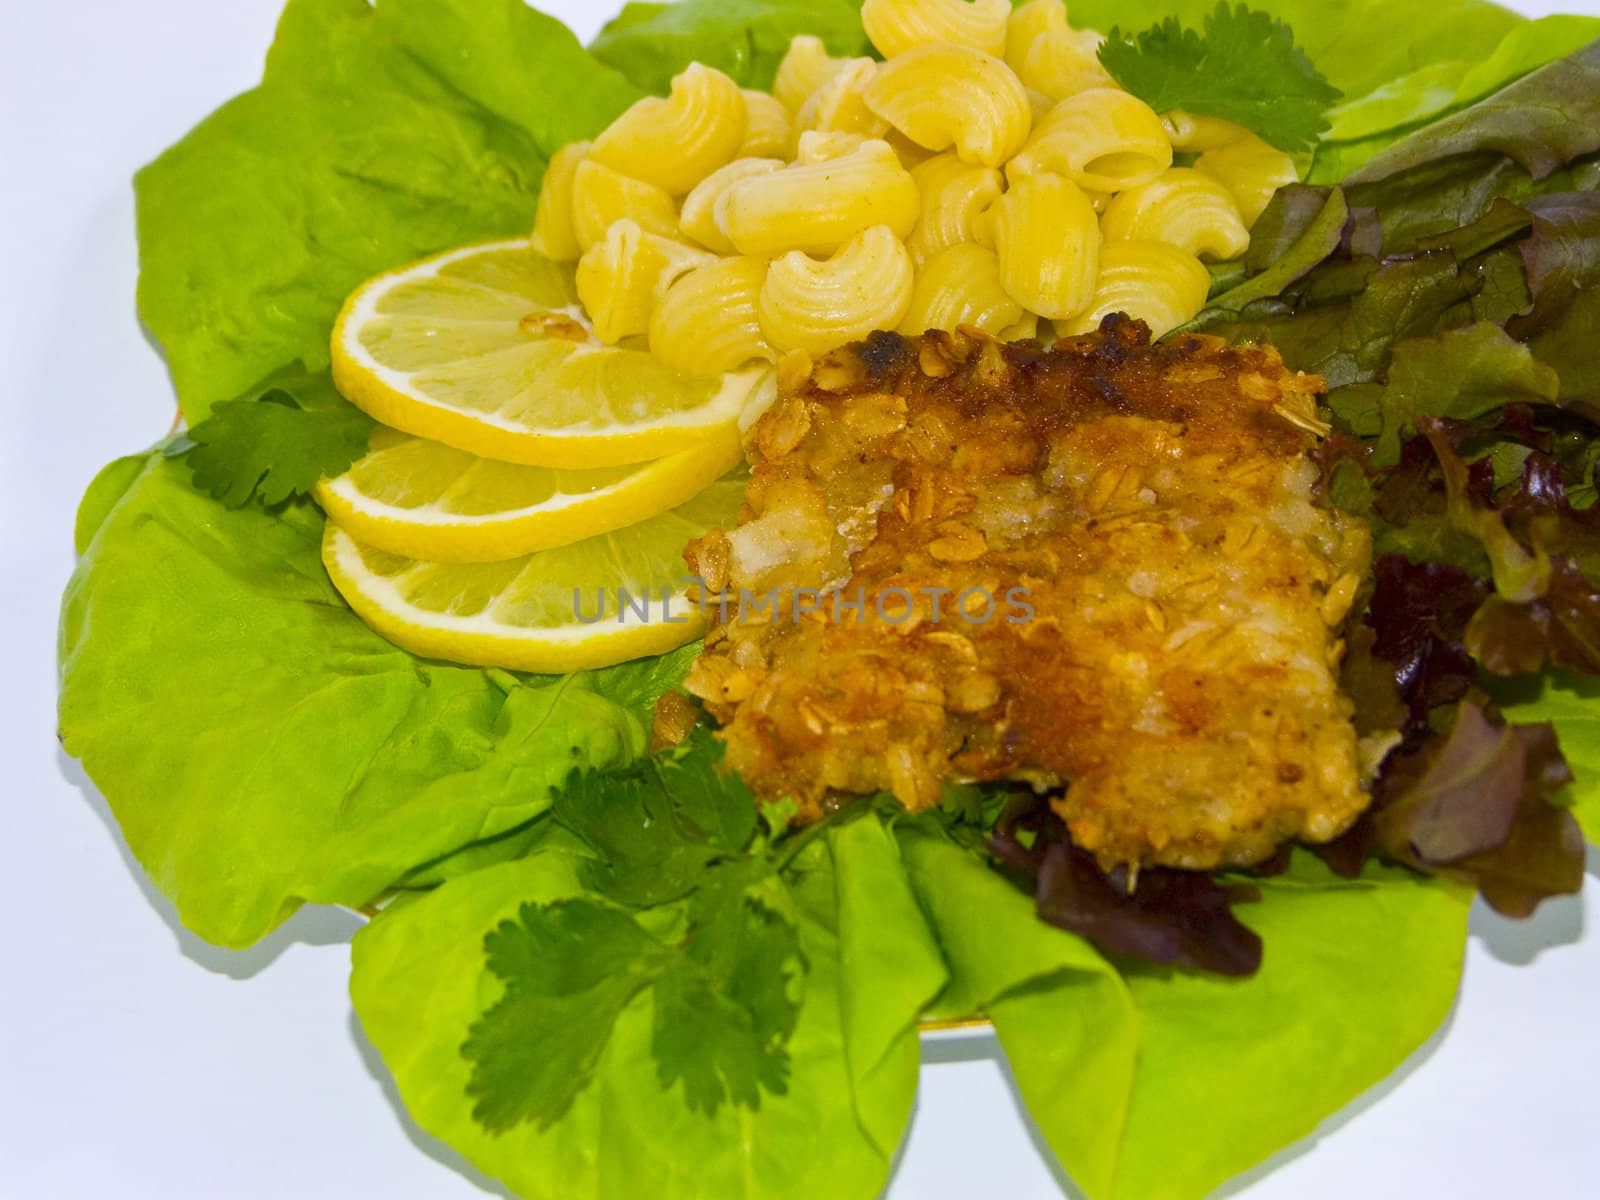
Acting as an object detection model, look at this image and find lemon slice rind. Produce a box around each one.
[330,239,764,468]
[323,523,710,674]
[315,428,741,563]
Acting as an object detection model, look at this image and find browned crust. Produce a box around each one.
[680,319,1372,870]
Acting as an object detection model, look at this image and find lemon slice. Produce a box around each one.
[331,240,769,468]
[316,424,741,563]
[322,478,744,673]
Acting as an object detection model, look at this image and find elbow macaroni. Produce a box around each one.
[899,243,1025,336]
[575,220,716,345]
[795,130,869,164]
[759,225,915,355]
[1056,240,1212,338]
[792,58,889,145]
[863,44,1032,168]
[530,140,590,262]
[1160,109,1250,153]
[1196,133,1300,227]
[651,257,776,375]
[534,6,1303,374]
[721,138,919,257]
[861,0,1010,59]
[1018,29,1113,100]
[589,63,747,196]
[773,35,850,113]
[679,158,784,254]
[1100,168,1252,261]
[570,159,680,252]
[906,152,1004,264]
[1005,0,1067,71]
[988,171,1101,319]
[1009,87,1171,193]
[739,89,794,158]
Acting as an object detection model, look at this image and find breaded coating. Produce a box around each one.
[681,319,1372,870]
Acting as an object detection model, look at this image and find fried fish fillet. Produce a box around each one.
[681,319,1373,870]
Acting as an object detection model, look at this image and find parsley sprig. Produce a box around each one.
[1099,3,1342,153]
[169,375,373,508]
[462,735,806,1132]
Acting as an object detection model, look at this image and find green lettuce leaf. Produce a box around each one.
[135,0,640,422]
[1508,192,1600,401]
[1346,39,1600,185]
[73,451,155,554]
[58,456,683,946]
[350,818,943,1200]
[899,828,1470,1200]
[1321,17,1600,145]
[825,816,947,1158]
[1068,0,1520,102]
[1370,322,1560,467]
[1499,672,1600,843]
[899,830,1139,1199]
[591,0,871,94]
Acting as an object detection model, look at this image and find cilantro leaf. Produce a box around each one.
[174,378,373,508]
[464,737,804,1129]
[552,732,760,907]
[1098,3,1341,153]
[652,867,802,1114]
[463,899,667,1133]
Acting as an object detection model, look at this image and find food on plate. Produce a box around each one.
[329,239,768,468]
[323,476,743,673]
[315,423,741,562]
[54,1,1600,1199]
[682,321,1373,870]
[528,1,1271,381]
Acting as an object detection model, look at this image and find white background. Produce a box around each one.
[3,1,1598,1197]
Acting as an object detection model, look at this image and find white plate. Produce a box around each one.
[4,2,1597,1198]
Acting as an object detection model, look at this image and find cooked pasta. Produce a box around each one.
[795,130,869,164]
[589,63,747,195]
[1196,133,1300,227]
[1017,28,1113,100]
[899,243,1025,336]
[679,157,784,253]
[721,138,920,257]
[651,256,775,374]
[1055,240,1212,338]
[739,89,795,158]
[575,220,716,344]
[1005,0,1067,72]
[1024,86,1056,130]
[1000,310,1040,341]
[987,170,1100,318]
[1100,168,1252,260]
[862,44,1032,168]
[861,0,1010,59]
[758,225,915,355]
[905,152,1004,264]
[529,140,590,262]
[1160,109,1251,153]
[1008,87,1171,192]
[570,159,680,251]
[792,58,890,144]
[773,35,851,113]
[885,129,937,170]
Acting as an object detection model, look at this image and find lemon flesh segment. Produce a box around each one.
[322,478,745,674]
[316,424,742,563]
[331,240,764,467]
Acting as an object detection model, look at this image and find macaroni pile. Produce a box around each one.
[532,0,1298,373]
